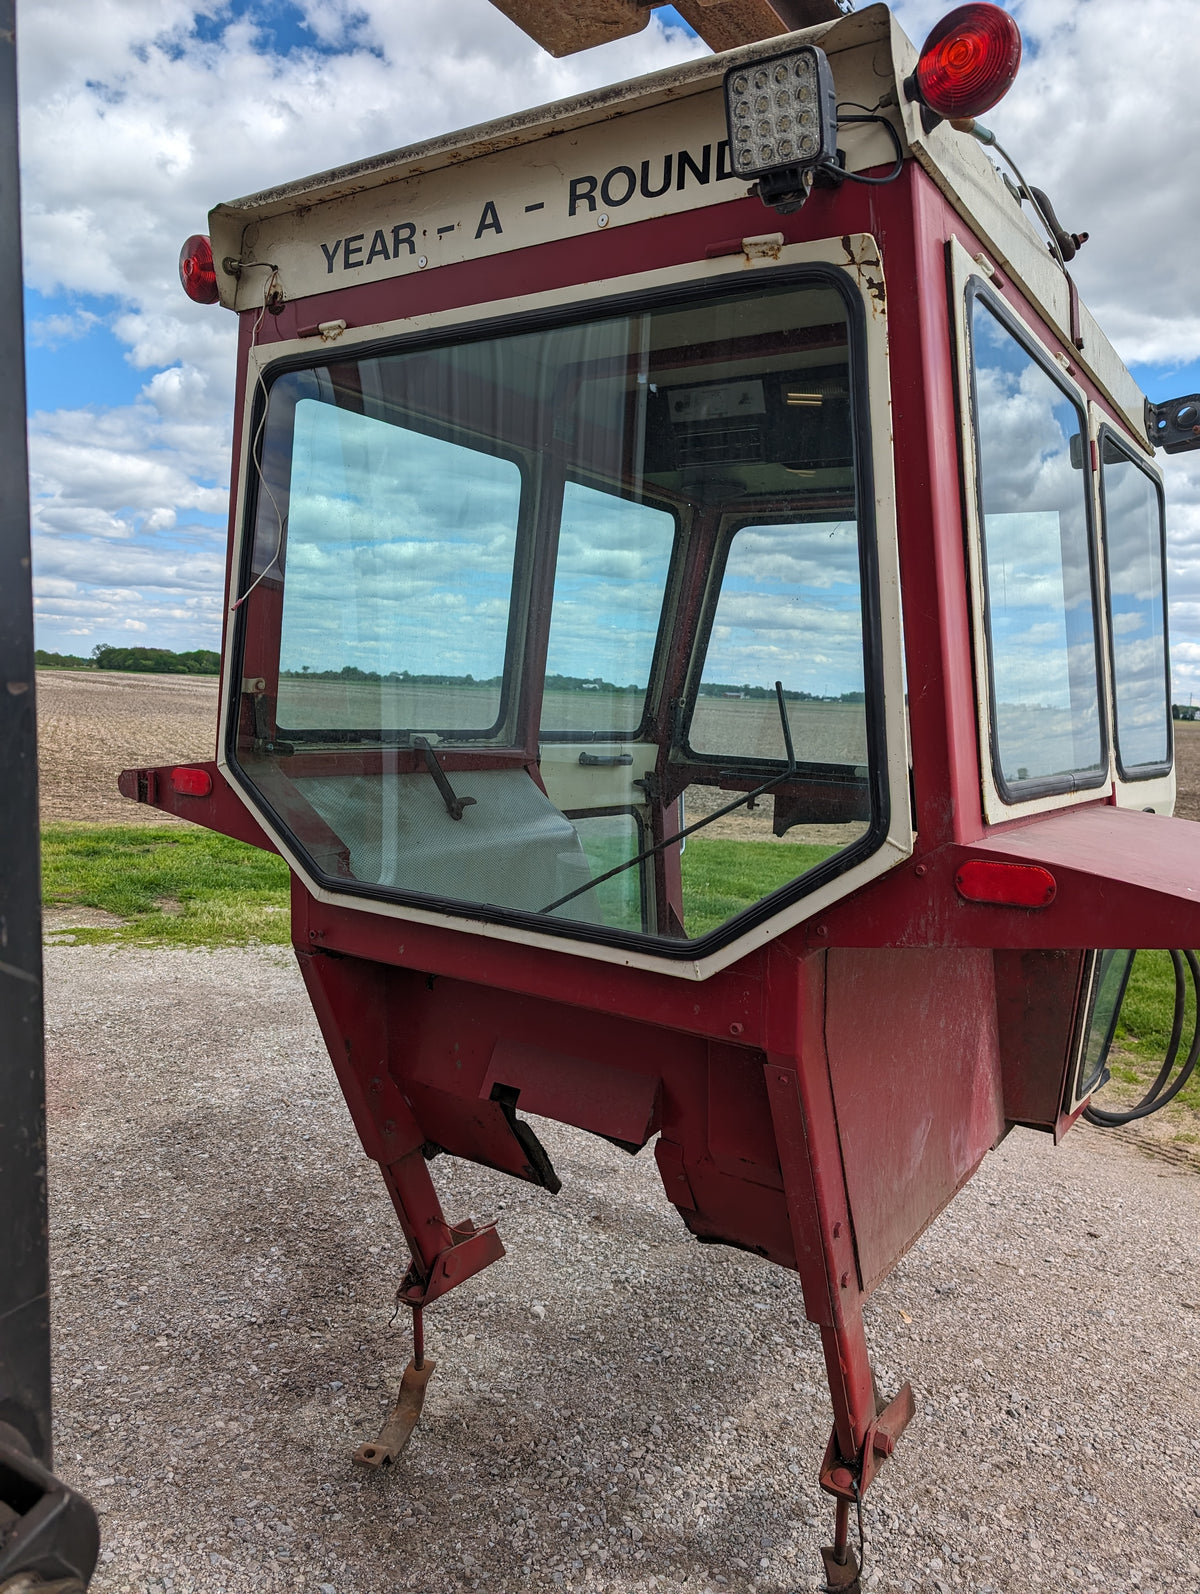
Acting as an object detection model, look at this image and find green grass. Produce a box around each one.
[41,824,291,948]
[681,837,837,937]
[41,823,838,948]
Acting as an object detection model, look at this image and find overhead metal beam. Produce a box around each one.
[485,0,850,58]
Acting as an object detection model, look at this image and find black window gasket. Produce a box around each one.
[966,279,1109,805]
[1097,422,1172,783]
[225,262,889,963]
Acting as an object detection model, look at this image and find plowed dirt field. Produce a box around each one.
[36,667,1200,823]
[37,669,217,824]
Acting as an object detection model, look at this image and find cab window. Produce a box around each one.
[969,292,1105,797]
[1099,432,1170,775]
[231,275,884,952]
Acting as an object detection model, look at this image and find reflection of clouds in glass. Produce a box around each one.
[973,299,1101,779]
[278,400,521,680]
[542,484,674,732]
[1103,450,1169,767]
[545,485,674,673]
[701,521,865,696]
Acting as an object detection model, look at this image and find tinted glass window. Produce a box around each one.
[690,519,867,766]
[541,482,675,736]
[276,400,522,735]
[971,296,1104,792]
[1100,435,1170,773]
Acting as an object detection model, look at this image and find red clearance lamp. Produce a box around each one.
[168,766,213,798]
[178,234,219,305]
[956,859,1057,908]
[906,3,1022,128]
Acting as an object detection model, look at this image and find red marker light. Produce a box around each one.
[911,3,1022,121]
[955,859,1056,908]
[169,766,213,798]
[179,234,219,305]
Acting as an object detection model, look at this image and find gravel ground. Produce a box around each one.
[44,945,1200,1594]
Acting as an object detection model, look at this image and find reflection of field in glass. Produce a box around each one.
[278,678,869,762]
[277,681,645,735]
[691,697,867,765]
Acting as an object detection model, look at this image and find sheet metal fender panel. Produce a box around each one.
[117,760,277,853]
[813,808,1200,950]
[482,1038,662,1146]
[824,947,1005,1295]
[993,948,1086,1130]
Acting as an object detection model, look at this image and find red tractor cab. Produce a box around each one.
[124,4,1200,1584]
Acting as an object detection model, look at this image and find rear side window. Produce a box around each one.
[969,293,1105,798]
[1099,432,1170,776]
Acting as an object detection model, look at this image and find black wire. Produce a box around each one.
[1084,949,1200,1127]
[830,112,904,187]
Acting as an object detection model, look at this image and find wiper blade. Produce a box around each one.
[415,736,477,821]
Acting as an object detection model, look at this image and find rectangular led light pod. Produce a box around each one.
[723,47,840,182]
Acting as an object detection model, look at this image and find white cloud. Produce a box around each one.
[21,0,1200,717]
[19,0,705,650]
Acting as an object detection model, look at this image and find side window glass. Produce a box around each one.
[689,519,868,766]
[1100,435,1170,774]
[276,398,522,737]
[971,296,1104,793]
[541,483,675,737]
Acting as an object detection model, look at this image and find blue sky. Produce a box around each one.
[20,0,1200,698]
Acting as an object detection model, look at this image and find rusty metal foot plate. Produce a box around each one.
[352,1357,436,1469]
[819,1543,861,1592]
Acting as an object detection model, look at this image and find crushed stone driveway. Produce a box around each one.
[45,945,1200,1594]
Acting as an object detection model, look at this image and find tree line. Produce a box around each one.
[35,644,220,675]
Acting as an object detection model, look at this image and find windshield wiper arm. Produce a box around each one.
[540,681,798,917]
[414,736,477,821]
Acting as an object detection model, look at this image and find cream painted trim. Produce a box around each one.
[216,236,911,981]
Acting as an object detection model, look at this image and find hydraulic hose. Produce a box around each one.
[1084,949,1200,1127]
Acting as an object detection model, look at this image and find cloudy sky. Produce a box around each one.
[20,0,1200,698]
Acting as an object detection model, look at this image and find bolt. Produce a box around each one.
[729,1021,744,1036]
[872,1430,895,1457]
[815,924,828,938]
[840,1271,850,1289]
[914,862,928,877]
[830,1466,853,1490]
[597,213,609,228]
[418,255,428,268]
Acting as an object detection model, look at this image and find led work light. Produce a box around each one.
[723,47,839,213]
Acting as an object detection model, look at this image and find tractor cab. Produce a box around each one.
[123,3,1200,1584]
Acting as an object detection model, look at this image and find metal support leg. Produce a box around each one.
[354,1306,437,1470]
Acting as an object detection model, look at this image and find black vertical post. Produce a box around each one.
[0,0,52,1470]
[0,7,98,1581]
